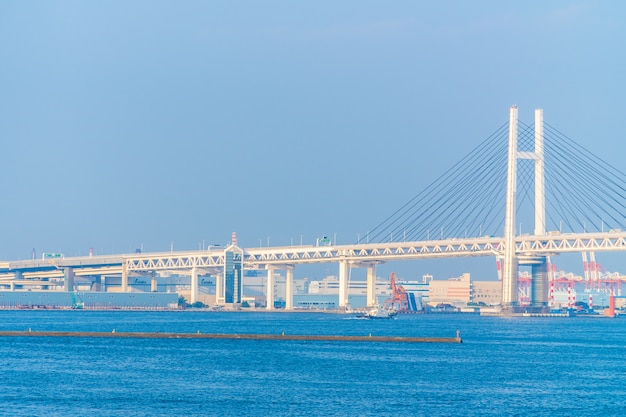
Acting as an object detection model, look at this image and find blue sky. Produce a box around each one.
[1,1,625,281]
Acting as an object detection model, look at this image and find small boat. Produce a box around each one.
[358,305,397,319]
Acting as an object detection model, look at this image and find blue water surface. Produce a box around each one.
[1,311,625,416]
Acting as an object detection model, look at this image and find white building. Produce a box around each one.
[307,276,391,296]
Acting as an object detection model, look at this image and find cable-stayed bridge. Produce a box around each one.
[1,106,625,313]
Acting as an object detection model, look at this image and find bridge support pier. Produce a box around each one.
[285,268,293,310]
[92,276,102,291]
[150,273,157,292]
[121,263,128,292]
[516,256,550,313]
[64,268,75,292]
[190,267,198,304]
[531,258,549,308]
[366,265,376,308]
[338,260,349,309]
[215,273,223,304]
[12,271,22,291]
[501,257,519,313]
[266,267,275,310]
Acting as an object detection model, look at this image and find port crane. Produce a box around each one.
[582,252,624,294]
[384,273,421,312]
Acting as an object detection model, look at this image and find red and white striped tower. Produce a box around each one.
[567,284,572,309]
[231,232,237,246]
[589,294,593,310]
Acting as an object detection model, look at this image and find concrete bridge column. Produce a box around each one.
[64,268,75,292]
[150,273,157,292]
[366,265,376,307]
[92,276,102,291]
[531,257,548,308]
[502,257,519,308]
[190,267,198,304]
[285,268,294,310]
[12,271,22,291]
[266,267,275,310]
[338,260,349,309]
[215,273,223,304]
[121,262,128,292]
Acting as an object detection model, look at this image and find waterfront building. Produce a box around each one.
[428,273,472,306]
[471,281,502,306]
[397,274,432,304]
[307,275,391,296]
[424,273,502,307]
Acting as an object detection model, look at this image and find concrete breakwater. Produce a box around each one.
[0,330,462,343]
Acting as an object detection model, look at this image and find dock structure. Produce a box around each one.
[0,330,462,343]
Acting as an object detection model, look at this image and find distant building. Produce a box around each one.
[307,276,391,296]
[471,281,502,306]
[426,273,502,307]
[398,274,432,303]
[428,273,472,306]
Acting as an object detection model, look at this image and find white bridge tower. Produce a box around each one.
[502,107,549,311]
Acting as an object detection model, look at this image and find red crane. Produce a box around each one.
[384,272,409,311]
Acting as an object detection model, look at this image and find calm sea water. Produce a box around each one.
[1,311,625,416]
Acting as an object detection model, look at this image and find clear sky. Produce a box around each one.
[1,1,625,281]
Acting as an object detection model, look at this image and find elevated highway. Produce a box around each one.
[4,232,624,277]
[1,231,625,308]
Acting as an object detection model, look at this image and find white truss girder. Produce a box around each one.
[126,253,224,271]
[1,232,625,279]
[119,232,626,273]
